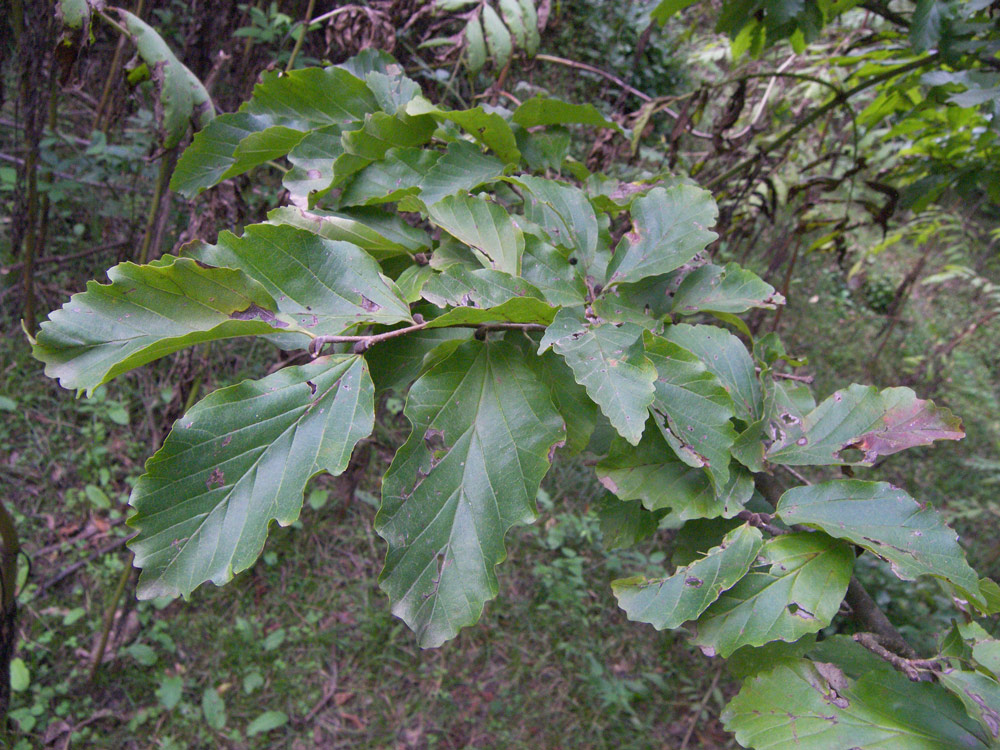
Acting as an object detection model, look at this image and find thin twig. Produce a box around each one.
[285,0,317,73]
[309,321,547,356]
[679,667,722,750]
[853,632,940,681]
[735,510,788,536]
[845,579,917,659]
[706,54,939,191]
[534,54,715,139]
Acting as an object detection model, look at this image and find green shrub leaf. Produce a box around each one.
[376,340,565,646]
[540,307,655,446]
[614,523,763,630]
[693,533,854,657]
[643,332,738,488]
[188,224,413,338]
[723,660,992,749]
[776,480,982,599]
[606,186,718,287]
[765,384,965,466]
[129,355,374,599]
[33,257,300,394]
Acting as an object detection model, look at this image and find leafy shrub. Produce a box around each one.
[29,50,1000,749]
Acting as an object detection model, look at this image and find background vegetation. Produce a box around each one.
[2,0,999,747]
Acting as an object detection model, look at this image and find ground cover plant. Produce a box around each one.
[24,31,1000,749]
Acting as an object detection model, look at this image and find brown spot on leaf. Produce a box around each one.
[359,295,381,313]
[684,577,703,588]
[599,476,619,494]
[230,303,289,328]
[423,428,447,453]
[206,468,225,490]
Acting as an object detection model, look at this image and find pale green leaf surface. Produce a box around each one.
[424,297,556,328]
[596,428,752,520]
[605,186,718,286]
[644,332,737,488]
[33,257,296,394]
[120,11,214,149]
[421,265,544,309]
[512,96,621,132]
[427,194,525,275]
[482,3,513,68]
[598,498,662,550]
[693,533,854,657]
[540,307,655,445]
[267,206,430,259]
[723,660,991,750]
[671,262,783,315]
[419,140,506,206]
[509,175,599,266]
[776,480,982,598]
[406,97,520,164]
[664,324,762,421]
[188,223,413,333]
[376,340,565,646]
[131,356,373,598]
[520,234,589,307]
[937,670,1000,742]
[338,147,441,206]
[172,66,378,196]
[614,524,763,630]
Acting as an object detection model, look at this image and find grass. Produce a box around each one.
[1,324,738,749]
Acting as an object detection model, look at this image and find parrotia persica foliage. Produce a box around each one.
[30,48,1000,749]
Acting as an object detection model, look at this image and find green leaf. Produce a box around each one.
[650,0,700,23]
[516,126,571,172]
[188,223,413,335]
[267,206,430,260]
[498,0,528,49]
[425,297,556,329]
[693,533,854,657]
[540,307,655,446]
[598,497,663,550]
[119,11,214,149]
[520,235,589,307]
[129,356,375,599]
[605,186,718,287]
[765,384,965,466]
[596,428,752,521]
[776,480,983,599]
[172,65,378,196]
[341,112,436,160]
[671,263,783,315]
[33,257,298,394]
[282,124,351,197]
[643,332,738,489]
[57,0,91,30]
[419,140,506,206]
[427,194,525,275]
[464,15,488,73]
[376,340,565,646]
[525,346,599,456]
[614,524,763,630]
[516,0,541,53]
[407,97,520,164]
[339,147,441,206]
[513,95,621,132]
[246,710,289,737]
[482,3,513,68]
[202,687,227,730]
[937,670,1000,742]
[421,265,544,308]
[9,658,29,692]
[509,175,600,266]
[156,675,184,709]
[723,660,992,749]
[664,324,762,422]
[911,0,948,53]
